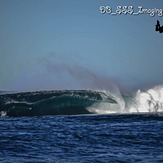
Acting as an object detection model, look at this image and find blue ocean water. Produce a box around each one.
[0,114,163,162]
[0,88,163,162]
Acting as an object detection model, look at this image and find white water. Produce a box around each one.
[87,85,163,114]
[129,85,163,113]
[87,89,125,114]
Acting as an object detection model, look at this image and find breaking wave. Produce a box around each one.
[0,85,163,117]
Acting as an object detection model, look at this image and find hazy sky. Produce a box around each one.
[0,0,163,92]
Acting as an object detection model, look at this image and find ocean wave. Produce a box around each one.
[0,90,116,116]
[0,85,163,117]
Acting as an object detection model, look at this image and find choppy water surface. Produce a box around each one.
[0,114,163,163]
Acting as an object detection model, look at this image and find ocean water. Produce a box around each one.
[0,114,163,163]
[0,86,163,162]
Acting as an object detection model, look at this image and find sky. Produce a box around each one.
[0,0,163,92]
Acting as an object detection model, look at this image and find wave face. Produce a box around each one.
[0,85,163,117]
[0,90,117,116]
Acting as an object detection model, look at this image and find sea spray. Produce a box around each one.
[128,85,163,113]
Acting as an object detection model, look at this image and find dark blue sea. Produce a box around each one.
[0,89,163,162]
[0,114,163,163]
